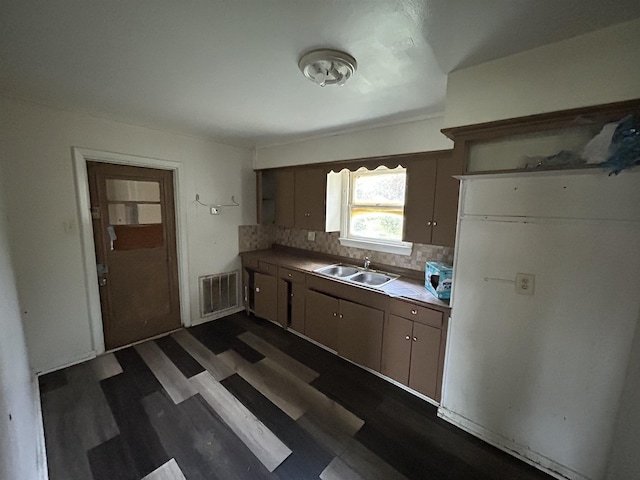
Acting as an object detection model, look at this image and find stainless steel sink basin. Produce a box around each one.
[349,271,397,286]
[314,264,399,288]
[315,264,359,277]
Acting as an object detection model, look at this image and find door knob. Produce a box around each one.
[255,287,260,293]
[99,278,107,287]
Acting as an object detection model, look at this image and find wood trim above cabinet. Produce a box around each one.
[441,98,640,141]
[442,98,640,176]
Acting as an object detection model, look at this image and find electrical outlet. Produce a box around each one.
[515,273,535,295]
[307,231,316,241]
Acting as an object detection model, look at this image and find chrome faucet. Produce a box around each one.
[363,256,371,269]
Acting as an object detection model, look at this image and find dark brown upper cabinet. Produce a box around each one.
[274,170,294,228]
[257,149,461,243]
[258,166,340,232]
[403,151,461,247]
[294,167,327,231]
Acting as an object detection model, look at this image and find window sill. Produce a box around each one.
[338,237,413,256]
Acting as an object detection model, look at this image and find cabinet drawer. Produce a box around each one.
[243,256,259,270]
[258,261,278,275]
[278,267,305,283]
[388,299,442,328]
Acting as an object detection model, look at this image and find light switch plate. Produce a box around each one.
[515,273,535,295]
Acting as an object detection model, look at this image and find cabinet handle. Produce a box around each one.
[405,335,411,340]
[427,221,432,226]
[339,314,343,318]
[288,273,292,277]
[333,312,337,317]
[433,221,437,226]
[413,336,417,342]
[411,309,417,315]
[290,293,294,297]
[255,287,260,293]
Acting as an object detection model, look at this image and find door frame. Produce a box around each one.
[72,147,191,356]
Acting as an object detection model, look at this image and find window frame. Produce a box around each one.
[338,166,413,256]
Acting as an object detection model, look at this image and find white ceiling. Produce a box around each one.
[2,1,640,147]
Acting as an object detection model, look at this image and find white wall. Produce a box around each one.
[605,313,640,479]
[439,18,640,480]
[444,18,640,128]
[254,116,452,169]
[0,97,255,373]
[0,168,41,480]
[441,171,640,480]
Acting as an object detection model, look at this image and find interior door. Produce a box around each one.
[87,162,181,350]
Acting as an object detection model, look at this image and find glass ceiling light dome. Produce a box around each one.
[298,49,357,87]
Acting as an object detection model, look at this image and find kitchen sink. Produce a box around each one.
[314,264,399,288]
[349,271,396,286]
[315,264,360,277]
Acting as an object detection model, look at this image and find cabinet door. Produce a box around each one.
[254,272,278,323]
[304,290,339,350]
[408,322,441,399]
[403,159,437,243]
[381,314,413,385]
[275,170,294,228]
[276,278,289,328]
[290,282,305,333]
[431,154,463,247]
[337,300,384,372]
[242,267,251,313]
[294,168,326,231]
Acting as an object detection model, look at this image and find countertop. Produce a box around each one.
[241,247,451,313]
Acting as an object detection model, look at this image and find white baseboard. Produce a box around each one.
[437,407,590,480]
[35,350,97,376]
[33,377,49,480]
[190,306,245,327]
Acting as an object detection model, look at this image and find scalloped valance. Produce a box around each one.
[316,150,451,174]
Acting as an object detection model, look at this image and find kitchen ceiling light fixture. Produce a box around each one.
[298,49,357,87]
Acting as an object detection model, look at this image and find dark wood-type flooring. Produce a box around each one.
[39,312,554,480]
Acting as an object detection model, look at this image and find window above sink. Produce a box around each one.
[336,166,413,256]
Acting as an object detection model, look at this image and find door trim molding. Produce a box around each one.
[72,147,191,355]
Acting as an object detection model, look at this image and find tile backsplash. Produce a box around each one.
[239,224,454,272]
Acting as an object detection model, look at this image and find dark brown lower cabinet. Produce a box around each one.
[383,314,442,400]
[381,314,413,384]
[408,321,441,398]
[290,283,305,333]
[304,290,339,350]
[276,278,289,329]
[277,267,306,330]
[337,300,384,372]
[254,272,278,324]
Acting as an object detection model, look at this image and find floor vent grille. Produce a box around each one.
[199,270,239,317]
